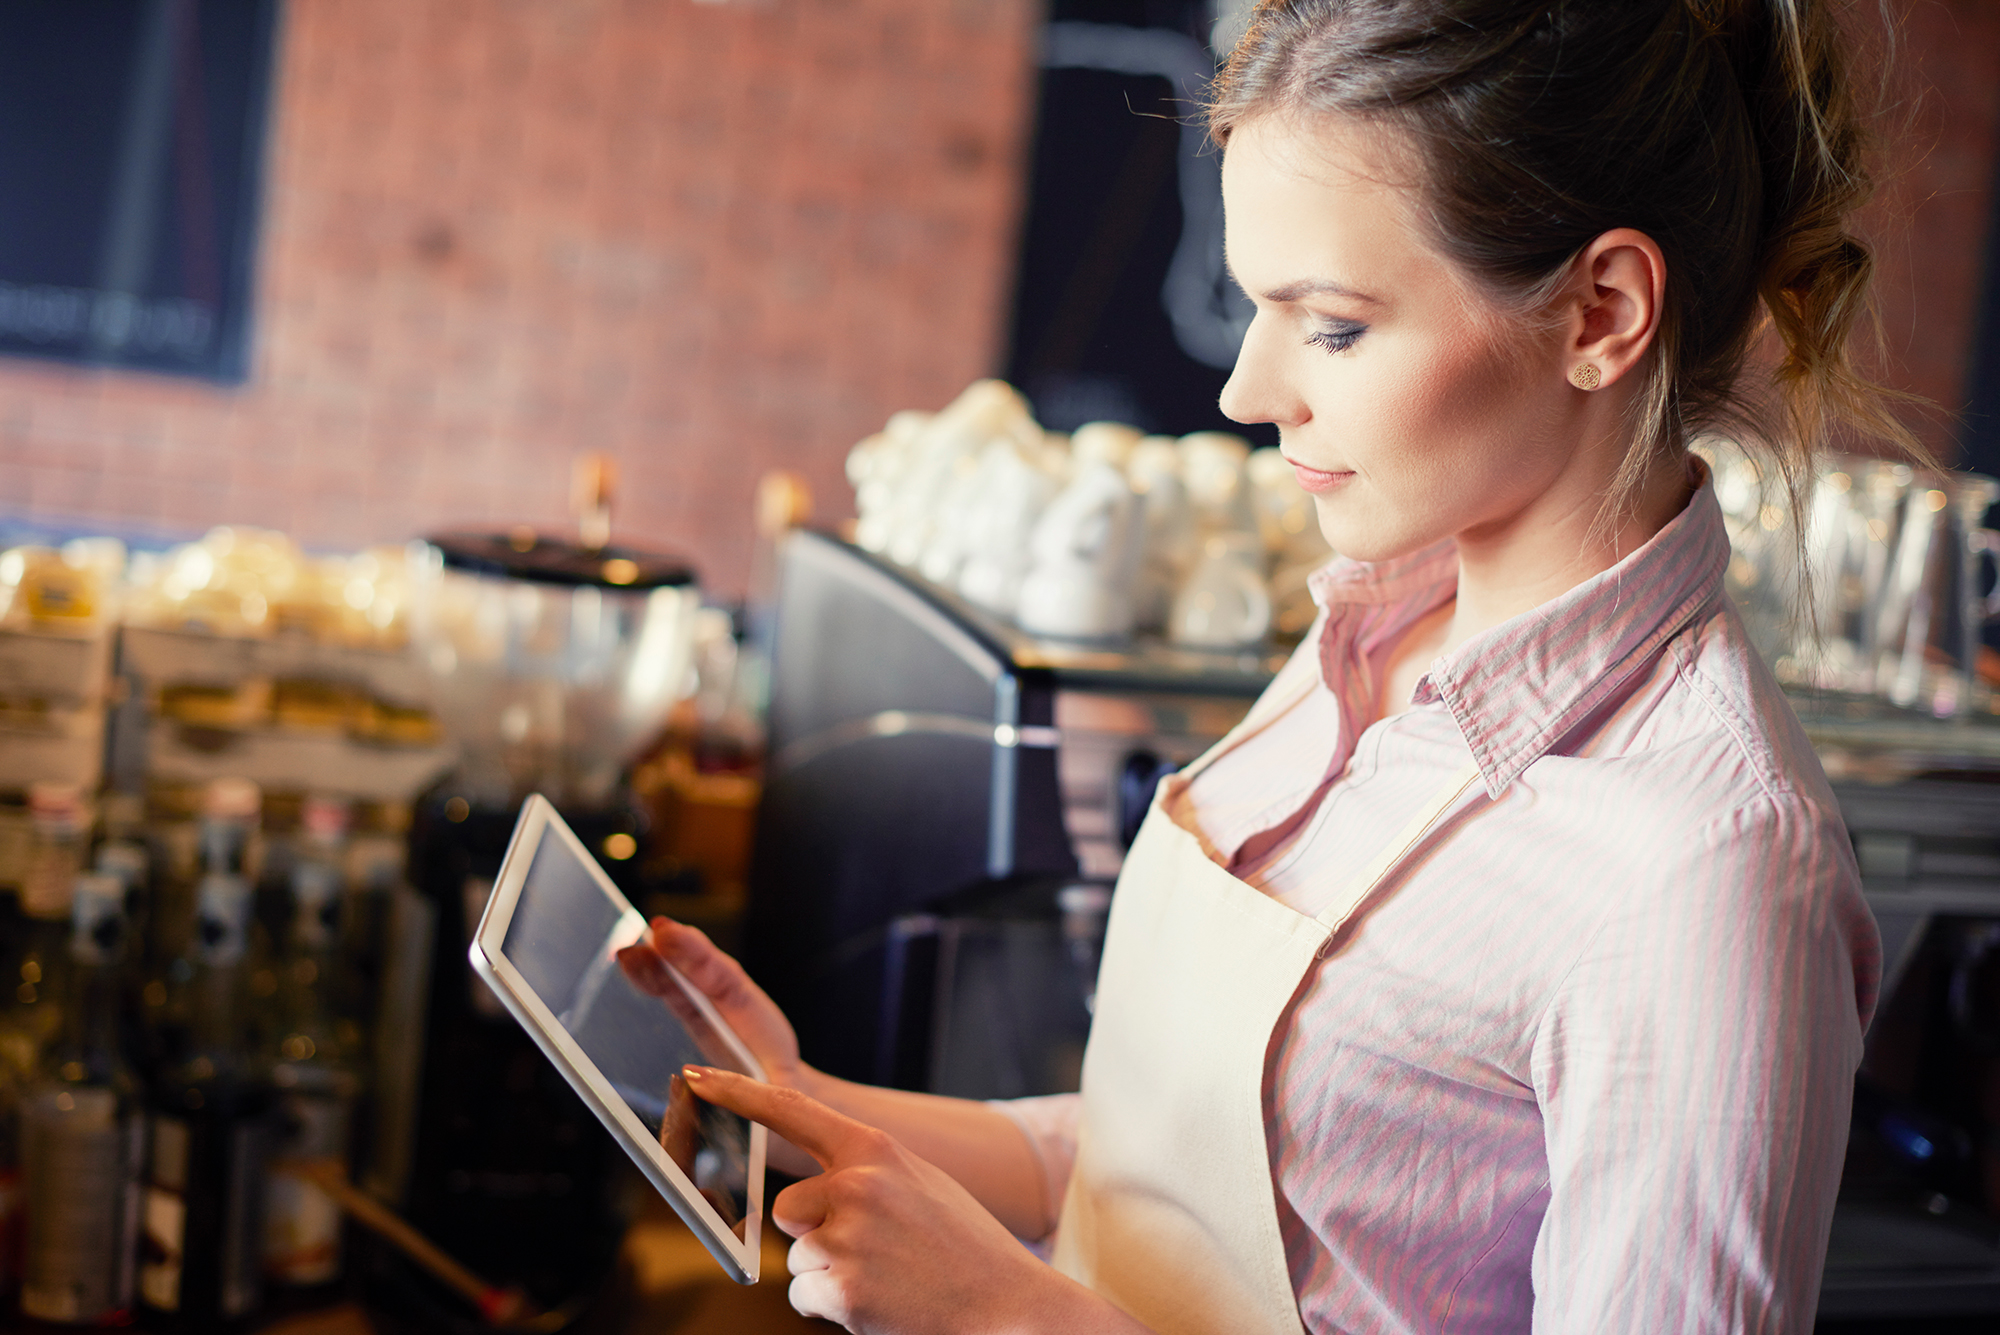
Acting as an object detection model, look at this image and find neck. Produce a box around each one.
[1437,447,1691,658]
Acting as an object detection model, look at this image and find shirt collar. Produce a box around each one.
[1308,463,1730,798]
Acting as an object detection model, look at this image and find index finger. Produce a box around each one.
[681,1066,883,1170]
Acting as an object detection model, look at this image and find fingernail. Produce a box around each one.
[681,1064,709,1082]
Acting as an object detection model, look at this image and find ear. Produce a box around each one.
[1564,228,1664,388]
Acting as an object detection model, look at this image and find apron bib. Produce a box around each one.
[1052,685,1479,1335]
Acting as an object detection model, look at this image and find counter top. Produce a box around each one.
[253,1208,824,1335]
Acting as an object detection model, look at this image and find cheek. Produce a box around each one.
[1373,329,1545,492]
[1395,333,1520,439]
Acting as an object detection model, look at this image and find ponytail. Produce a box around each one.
[1737,1,1930,517]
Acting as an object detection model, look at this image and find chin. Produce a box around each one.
[1311,498,1439,565]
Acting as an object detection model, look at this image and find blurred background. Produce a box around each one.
[6,3,2000,1334]
[0,0,1040,597]
[0,0,1987,595]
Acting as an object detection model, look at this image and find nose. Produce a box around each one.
[1218,312,1306,429]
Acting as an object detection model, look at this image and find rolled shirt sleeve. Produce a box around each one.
[988,1092,1082,1245]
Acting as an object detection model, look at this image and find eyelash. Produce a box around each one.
[1306,325,1365,356]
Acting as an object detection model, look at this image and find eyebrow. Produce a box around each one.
[1224,257,1381,307]
[1261,277,1382,306]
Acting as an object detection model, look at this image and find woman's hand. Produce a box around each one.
[684,1067,1146,1335]
[617,918,1061,1239]
[615,917,808,1089]
[616,917,821,1176]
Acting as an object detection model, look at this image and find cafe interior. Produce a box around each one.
[6,1,2000,1332]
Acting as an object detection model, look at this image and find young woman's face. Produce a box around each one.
[1219,115,1578,563]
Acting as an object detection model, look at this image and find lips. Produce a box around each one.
[1283,455,1352,493]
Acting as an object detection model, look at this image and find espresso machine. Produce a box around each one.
[1816,774,2000,1324]
[744,528,1272,1097]
[368,524,699,1329]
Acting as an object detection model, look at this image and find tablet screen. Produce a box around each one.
[499,835,753,1235]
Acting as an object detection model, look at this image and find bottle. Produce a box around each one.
[1,864,29,1306]
[18,873,144,1326]
[294,796,357,1024]
[91,791,151,941]
[138,779,273,1331]
[140,780,259,1091]
[12,784,88,1064]
[1,779,90,1297]
[0,1025,20,1308]
[323,798,387,1037]
[91,791,152,1083]
[358,852,434,1209]
[261,848,361,1299]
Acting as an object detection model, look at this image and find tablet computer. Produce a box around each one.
[468,794,766,1283]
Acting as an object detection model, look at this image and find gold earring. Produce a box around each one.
[1569,363,1602,391]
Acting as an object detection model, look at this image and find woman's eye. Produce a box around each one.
[1305,325,1364,355]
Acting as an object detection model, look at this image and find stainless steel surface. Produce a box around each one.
[1828,774,2000,1319]
[1819,1195,2000,1320]
[846,535,1274,880]
[1054,688,1251,879]
[408,541,699,806]
[1709,441,2000,719]
[1791,691,2000,784]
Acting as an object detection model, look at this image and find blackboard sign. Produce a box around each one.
[0,0,280,382]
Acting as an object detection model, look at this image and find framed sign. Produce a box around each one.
[0,0,280,382]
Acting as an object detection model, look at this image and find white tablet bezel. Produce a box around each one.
[467,794,766,1284]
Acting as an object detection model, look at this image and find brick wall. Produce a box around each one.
[2,0,1998,595]
[0,0,1039,596]
[1865,0,2000,464]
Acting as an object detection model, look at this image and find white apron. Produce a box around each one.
[1052,687,1481,1335]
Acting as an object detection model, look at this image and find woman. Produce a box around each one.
[621,2,1918,1330]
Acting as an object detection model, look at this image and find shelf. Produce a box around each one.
[818,534,1286,699]
[1793,691,2000,783]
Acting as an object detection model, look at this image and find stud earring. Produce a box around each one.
[1569,363,1602,391]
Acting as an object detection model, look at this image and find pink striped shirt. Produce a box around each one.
[1001,472,1876,1332]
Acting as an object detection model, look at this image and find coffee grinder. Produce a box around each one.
[369,495,700,1329]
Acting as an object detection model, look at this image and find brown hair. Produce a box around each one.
[1209,0,1929,532]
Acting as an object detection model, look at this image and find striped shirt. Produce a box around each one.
[1002,472,1875,1332]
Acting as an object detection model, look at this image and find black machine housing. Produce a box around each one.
[743,530,1270,1093]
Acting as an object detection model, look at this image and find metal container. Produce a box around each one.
[1871,473,2000,716]
[408,532,699,807]
[1706,440,2000,718]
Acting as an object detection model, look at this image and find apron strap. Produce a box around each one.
[1179,666,1321,783]
[1313,761,1483,937]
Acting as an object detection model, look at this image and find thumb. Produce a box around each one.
[682,1066,883,1171]
[614,942,705,1023]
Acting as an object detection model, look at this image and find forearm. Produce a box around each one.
[1014,1267,1159,1334]
[792,1066,1053,1240]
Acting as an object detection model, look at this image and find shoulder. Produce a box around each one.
[1521,597,1867,948]
[1540,595,1845,838]
[1666,597,1834,809]
[1577,603,1874,991]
